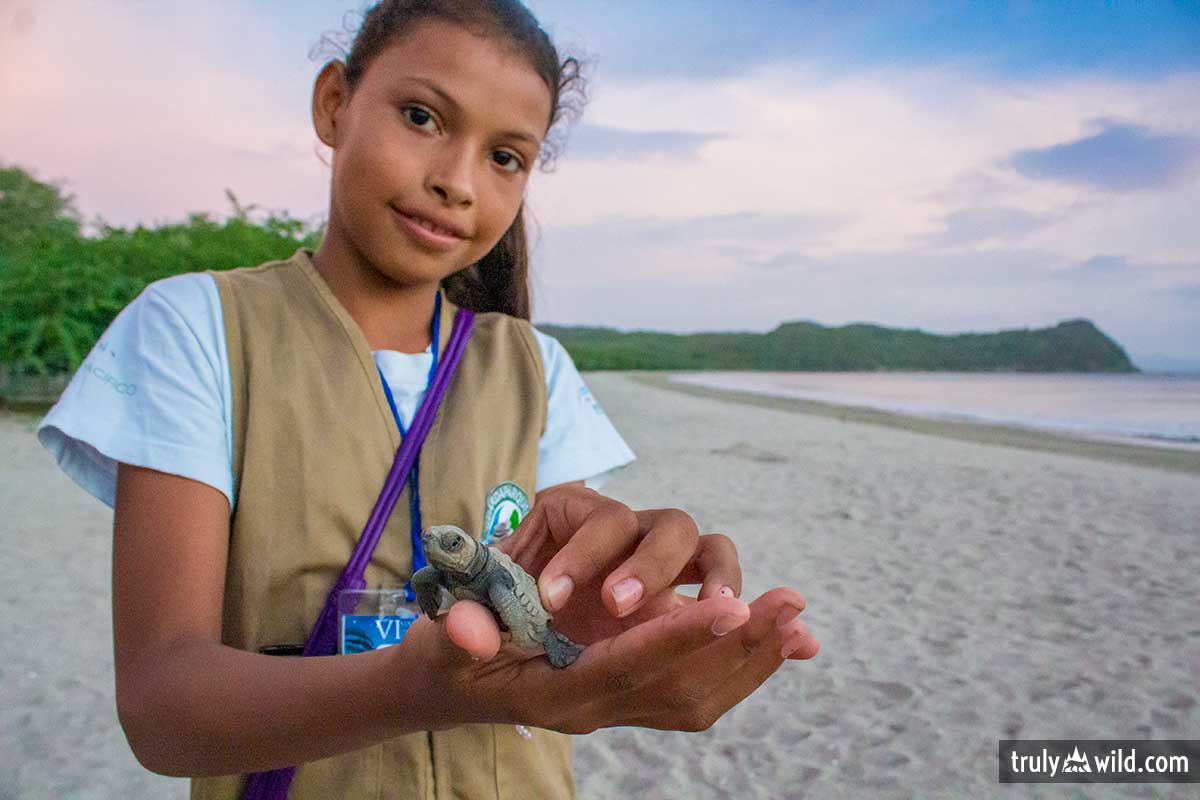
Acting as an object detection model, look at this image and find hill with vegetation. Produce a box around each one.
[538,318,1138,372]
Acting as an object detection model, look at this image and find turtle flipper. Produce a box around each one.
[486,576,527,639]
[412,566,444,620]
[543,627,584,669]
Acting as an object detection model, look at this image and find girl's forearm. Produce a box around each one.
[118,636,445,777]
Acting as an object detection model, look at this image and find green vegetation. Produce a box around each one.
[539,319,1138,372]
[0,166,321,378]
[1,164,1137,387]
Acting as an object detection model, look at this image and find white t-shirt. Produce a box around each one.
[38,273,634,510]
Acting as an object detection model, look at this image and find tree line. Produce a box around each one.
[0,165,320,378]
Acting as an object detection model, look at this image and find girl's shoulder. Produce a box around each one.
[462,311,570,369]
[528,325,635,491]
[528,326,574,383]
[37,270,234,509]
[138,271,224,325]
[121,272,230,378]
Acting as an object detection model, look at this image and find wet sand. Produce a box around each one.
[2,372,1198,798]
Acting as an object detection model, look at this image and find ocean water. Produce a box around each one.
[669,371,1200,450]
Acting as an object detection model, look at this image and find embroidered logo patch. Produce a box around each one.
[481,481,531,544]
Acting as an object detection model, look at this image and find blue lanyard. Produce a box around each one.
[376,294,441,601]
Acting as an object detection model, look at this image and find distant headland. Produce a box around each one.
[537,318,1138,373]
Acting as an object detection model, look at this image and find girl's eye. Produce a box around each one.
[491,150,524,174]
[401,105,438,133]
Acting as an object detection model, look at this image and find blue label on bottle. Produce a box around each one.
[339,612,418,654]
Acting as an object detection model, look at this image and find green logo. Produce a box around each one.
[481,481,531,544]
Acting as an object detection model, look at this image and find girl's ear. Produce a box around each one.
[312,60,349,148]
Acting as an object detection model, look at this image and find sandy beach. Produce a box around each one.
[2,372,1198,799]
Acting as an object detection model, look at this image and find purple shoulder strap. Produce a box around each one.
[241,307,475,800]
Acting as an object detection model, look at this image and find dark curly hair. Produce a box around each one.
[322,0,587,319]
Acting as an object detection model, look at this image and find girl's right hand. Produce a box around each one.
[396,581,813,734]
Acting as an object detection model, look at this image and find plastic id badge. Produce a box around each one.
[338,588,421,655]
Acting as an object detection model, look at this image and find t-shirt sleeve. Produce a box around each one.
[533,328,635,492]
[37,273,233,509]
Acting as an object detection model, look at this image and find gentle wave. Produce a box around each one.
[669,371,1200,451]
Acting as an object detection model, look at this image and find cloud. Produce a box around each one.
[742,250,823,270]
[562,124,725,161]
[0,2,327,228]
[534,212,841,286]
[1009,120,1200,192]
[927,206,1053,247]
[530,2,1200,81]
[1076,255,1130,271]
[547,211,839,247]
[638,212,841,244]
[1165,283,1200,302]
[529,66,1200,270]
[3,3,36,38]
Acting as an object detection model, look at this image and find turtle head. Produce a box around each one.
[421,525,479,573]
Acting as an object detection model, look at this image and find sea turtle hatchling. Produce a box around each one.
[413,525,585,668]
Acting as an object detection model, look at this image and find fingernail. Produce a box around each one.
[775,603,803,630]
[711,614,745,636]
[611,578,644,616]
[779,618,806,638]
[545,575,573,612]
[781,627,816,659]
[718,586,734,598]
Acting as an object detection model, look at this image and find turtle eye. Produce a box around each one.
[443,534,462,551]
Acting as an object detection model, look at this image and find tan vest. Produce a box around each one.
[193,249,574,800]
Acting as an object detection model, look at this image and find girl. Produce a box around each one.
[38,1,818,797]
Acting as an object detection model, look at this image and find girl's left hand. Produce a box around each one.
[442,483,814,661]
[508,483,742,640]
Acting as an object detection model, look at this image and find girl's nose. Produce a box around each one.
[425,143,475,207]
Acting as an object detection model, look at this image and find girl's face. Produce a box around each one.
[314,19,552,288]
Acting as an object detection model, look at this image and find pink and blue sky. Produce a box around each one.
[3,1,1199,368]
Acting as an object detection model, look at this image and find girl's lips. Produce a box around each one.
[392,207,465,250]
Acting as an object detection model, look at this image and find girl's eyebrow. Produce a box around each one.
[404,75,543,147]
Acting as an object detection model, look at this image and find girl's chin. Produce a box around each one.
[366,251,466,289]
[347,229,478,286]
